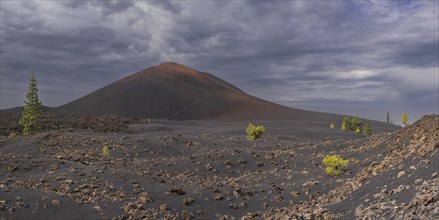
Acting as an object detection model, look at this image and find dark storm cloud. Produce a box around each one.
[1,0,437,121]
[390,40,439,68]
[60,0,135,15]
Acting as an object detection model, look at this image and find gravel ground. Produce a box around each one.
[1,115,437,219]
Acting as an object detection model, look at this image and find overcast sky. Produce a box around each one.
[1,0,438,122]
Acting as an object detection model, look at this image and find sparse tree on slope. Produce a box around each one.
[363,120,372,136]
[19,74,43,135]
[351,116,362,131]
[401,113,409,127]
[386,112,390,123]
[341,116,351,131]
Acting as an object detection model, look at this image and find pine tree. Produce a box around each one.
[18,74,43,135]
[330,122,335,129]
[341,116,351,131]
[401,113,409,127]
[350,116,362,131]
[386,112,390,123]
[363,121,372,136]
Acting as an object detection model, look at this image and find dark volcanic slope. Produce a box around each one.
[55,62,236,119]
[52,62,342,122]
[1,115,436,219]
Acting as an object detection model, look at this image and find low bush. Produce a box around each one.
[246,123,265,141]
[330,122,335,129]
[322,154,348,176]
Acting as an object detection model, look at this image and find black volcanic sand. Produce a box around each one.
[1,116,438,219]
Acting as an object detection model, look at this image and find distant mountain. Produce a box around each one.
[48,62,389,130]
[52,62,298,120]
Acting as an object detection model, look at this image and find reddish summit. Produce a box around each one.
[54,62,339,121]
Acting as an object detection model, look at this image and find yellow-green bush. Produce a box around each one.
[246,123,265,140]
[355,128,361,134]
[330,122,335,129]
[322,154,348,176]
[102,145,110,157]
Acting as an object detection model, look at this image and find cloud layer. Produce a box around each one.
[1,0,438,122]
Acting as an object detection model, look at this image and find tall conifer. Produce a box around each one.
[18,74,43,135]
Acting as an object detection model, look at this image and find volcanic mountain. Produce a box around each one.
[53,62,343,121]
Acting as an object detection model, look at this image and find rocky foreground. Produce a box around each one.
[0,115,437,219]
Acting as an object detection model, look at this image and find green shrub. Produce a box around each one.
[341,116,351,131]
[350,116,362,131]
[363,121,372,136]
[342,116,364,132]
[325,166,341,176]
[322,154,348,176]
[330,122,335,129]
[355,128,361,134]
[246,123,265,140]
[102,145,110,157]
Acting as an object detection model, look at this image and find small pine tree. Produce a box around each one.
[363,121,372,136]
[341,116,351,131]
[330,122,335,129]
[102,145,110,157]
[386,112,390,123]
[401,113,409,127]
[355,127,361,134]
[18,74,43,135]
[350,116,362,131]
